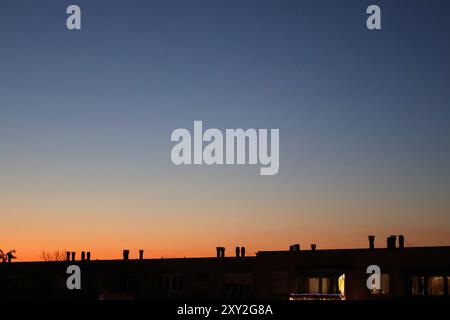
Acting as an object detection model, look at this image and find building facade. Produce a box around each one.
[1,242,449,300]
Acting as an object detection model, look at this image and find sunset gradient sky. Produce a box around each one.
[1,0,450,261]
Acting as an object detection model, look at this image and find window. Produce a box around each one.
[271,272,288,295]
[448,277,450,295]
[126,274,139,292]
[369,273,389,295]
[412,275,445,296]
[224,283,251,299]
[299,276,337,294]
[308,277,320,294]
[381,273,390,294]
[427,276,444,296]
[159,274,183,292]
[338,274,345,296]
[321,277,329,294]
[224,273,254,299]
[412,276,425,296]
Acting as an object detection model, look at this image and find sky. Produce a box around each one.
[1,0,449,261]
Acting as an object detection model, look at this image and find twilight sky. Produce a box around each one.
[1,0,449,261]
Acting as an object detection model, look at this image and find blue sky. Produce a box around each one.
[1,0,449,259]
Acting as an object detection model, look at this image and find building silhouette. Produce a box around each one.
[1,236,449,300]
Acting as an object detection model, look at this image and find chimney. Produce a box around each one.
[87,252,91,261]
[368,235,375,250]
[387,235,397,249]
[81,251,85,261]
[216,247,225,258]
[289,245,294,252]
[398,235,405,249]
[391,235,397,249]
[293,244,300,251]
[311,244,316,251]
[71,252,76,261]
[66,252,70,261]
[123,249,130,260]
[241,247,245,257]
[139,249,144,260]
[235,247,240,257]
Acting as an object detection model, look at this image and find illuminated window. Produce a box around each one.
[338,274,345,296]
[381,273,389,294]
[369,273,389,295]
[297,275,340,295]
[448,277,450,295]
[308,277,320,294]
[412,276,425,295]
[321,277,329,293]
[427,276,444,296]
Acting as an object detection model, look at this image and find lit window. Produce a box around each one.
[321,277,329,294]
[381,273,389,294]
[338,274,345,296]
[370,273,389,295]
[412,276,425,295]
[308,277,320,294]
[427,276,444,296]
[448,277,450,296]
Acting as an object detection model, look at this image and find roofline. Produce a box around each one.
[257,245,450,255]
[5,245,450,265]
